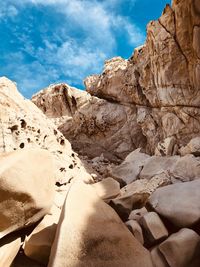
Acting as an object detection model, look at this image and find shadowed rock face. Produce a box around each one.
[32,0,200,158]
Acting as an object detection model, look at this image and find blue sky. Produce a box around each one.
[0,0,170,98]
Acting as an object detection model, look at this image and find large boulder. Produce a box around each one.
[109,148,150,184]
[140,156,179,180]
[24,205,61,265]
[48,182,154,267]
[159,228,200,267]
[0,77,92,185]
[0,235,21,267]
[0,148,55,238]
[147,180,200,228]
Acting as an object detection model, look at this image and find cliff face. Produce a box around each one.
[33,0,200,159]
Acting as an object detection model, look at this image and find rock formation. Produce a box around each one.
[0,0,200,266]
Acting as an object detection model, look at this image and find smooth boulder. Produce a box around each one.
[0,149,55,238]
[148,180,200,228]
[159,228,200,267]
[0,235,21,267]
[48,182,154,267]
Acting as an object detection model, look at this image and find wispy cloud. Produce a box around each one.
[0,0,145,96]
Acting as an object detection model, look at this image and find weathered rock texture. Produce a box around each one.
[0,77,92,184]
[32,0,200,158]
[32,83,146,161]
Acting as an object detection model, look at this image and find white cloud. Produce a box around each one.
[0,0,145,95]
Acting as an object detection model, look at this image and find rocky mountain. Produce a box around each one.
[0,0,200,266]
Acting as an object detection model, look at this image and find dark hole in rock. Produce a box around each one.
[19,143,25,149]
[54,129,57,135]
[20,119,27,129]
[60,139,65,145]
[69,164,73,169]
[60,167,66,172]
[37,129,40,134]
[58,151,63,154]
[9,125,18,132]
[36,138,39,141]
[44,135,47,140]
[27,138,31,143]
[55,181,67,187]
[71,153,75,157]
[13,148,16,150]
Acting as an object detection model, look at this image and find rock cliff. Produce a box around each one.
[33,0,200,158]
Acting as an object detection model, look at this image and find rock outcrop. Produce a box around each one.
[32,83,146,162]
[0,77,93,185]
[32,0,200,158]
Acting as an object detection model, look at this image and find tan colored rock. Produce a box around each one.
[151,246,169,267]
[92,177,120,201]
[24,205,61,265]
[148,179,200,228]
[110,148,150,184]
[140,156,179,180]
[159,228,200,267]
[110,176,169,221]
[32,83,146,162]
[0,235,21,267]
[179,137,200,156]
[140,212,168,247]
[0,77,92,185]
[170,154,200,183]
[48,182,154,267]
[128,207,148,222]
[125,220,144,245]
[155,137,177,156]
[0,148,55,238]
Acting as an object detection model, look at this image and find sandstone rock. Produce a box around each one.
[0,77,92,185]
[0,235,21,267]
[148,180,200,228]
[151,246,169,267]
[170,154,200,183]
[0,148,55,238]
[128,207,148,222]
[33,83,147,162]
[125,220,144,245]
[179,137,200,156]
[140,212,168,247]
[159,228,200,267]
[110,176,169,221]
[24,205,61,265]
[155,137,177,156]
[140,155,179,180]
[48,182,154,267]
[92,177,120,201]
[110,148,150,184]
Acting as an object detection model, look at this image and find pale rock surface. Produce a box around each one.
[128,207,148,222]
[179,137,200,156]
[170,154,200,183]
[125,220,144,245]
[0,148,55,238]
[0,235,21,267]
[155,137,177,156]
[109,148,150,184]
[24,205,61,265]
[148,179,200,228]
[0,77,93,185]
[83,0,200,154]
[92,177,120,201]
[139,212,168,246]
[110,176,169,221]
[159,228,200,267]
[140,155,179,180]
[48,182,154,267]
[32,83,147,161]
[151,246,170,267]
